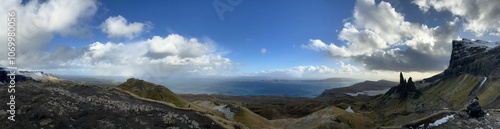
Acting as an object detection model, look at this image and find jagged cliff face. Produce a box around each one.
[444,38,500,79]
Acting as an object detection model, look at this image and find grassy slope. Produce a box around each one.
[117,78,189,107]
[375,74,483,126]
[116,78,247,129]
[478,79,500,107]
[424,74,482,109]
[115,76,500,128]
[193,100,275,129]
[271,106,373,129]
[234,108,275,129]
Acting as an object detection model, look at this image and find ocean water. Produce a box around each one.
[160,79,360,98]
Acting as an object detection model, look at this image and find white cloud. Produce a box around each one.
[255,61,361,79]
[77,34,233,78]
[254,62,440,81]
[261,48,267,54]
[302,39,352,57]
[145,34,213,58]
[101,15,150,39]
[413,0,500,36]
[0,0,98,67]
[82,42,127,64]
[339,61,360,73]
[303,0,458,72]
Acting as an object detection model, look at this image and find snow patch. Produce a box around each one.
[478,77,487,90]
[429,115,454,127]
[345,106,354,113]
[462,39,500,51]
[214,105,235,121]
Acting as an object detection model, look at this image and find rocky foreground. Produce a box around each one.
[0,81,224,129]
[438,110,500,129]
[402,109,500,129]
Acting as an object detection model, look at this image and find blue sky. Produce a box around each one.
[1,0,499,81]
[85,0,356,72]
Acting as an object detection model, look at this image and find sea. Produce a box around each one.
[159,78,361,98]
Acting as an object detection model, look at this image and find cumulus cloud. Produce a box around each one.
[413,0,500,36]
[303,0,458,72]
[77,34,233,78]
[144,34,213,59]
[101,15,151,39]
[302,39,352,57]
[0,0,97,67]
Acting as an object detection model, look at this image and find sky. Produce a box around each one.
[0,0,499,81]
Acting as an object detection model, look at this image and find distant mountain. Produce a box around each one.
[257,77,359,83]
[0,66,59,83]
[302,77,360,82]
[58,75,123,87]
[317,80,398,98]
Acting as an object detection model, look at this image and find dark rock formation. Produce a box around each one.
[444,38,500,79]
[384,72,421,99]
[407,77,417,92]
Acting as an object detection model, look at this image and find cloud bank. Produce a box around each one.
[79,34,233,78]
[303,0,458,72]
[255,61,360,79]
[413,0,500,36]
[254,61,439,81]
[0,0,98,67]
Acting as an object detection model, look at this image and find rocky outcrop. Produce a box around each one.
[384,72,421,99]
[404,110,500,129]
[0,81,225,129]
[444,38,500,79]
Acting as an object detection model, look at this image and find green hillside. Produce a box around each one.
[117,78,189,108]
